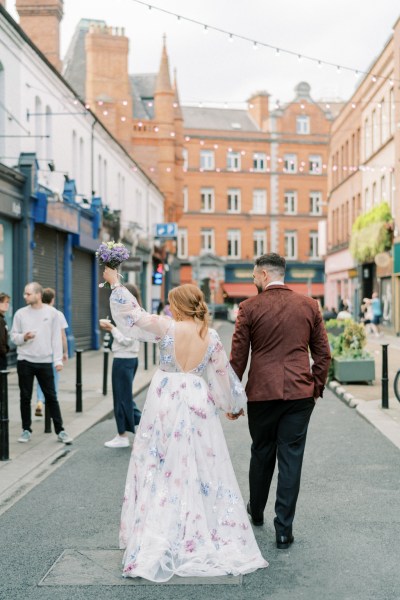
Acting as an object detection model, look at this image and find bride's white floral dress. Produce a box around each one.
[110,286,268,582]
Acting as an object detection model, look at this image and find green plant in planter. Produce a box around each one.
[327,320,371,381]
[330,321,374,384]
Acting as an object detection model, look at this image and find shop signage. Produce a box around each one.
[47,202,79,233]
[0,195,23,219]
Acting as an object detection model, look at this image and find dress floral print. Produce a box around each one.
[110,286,268,582]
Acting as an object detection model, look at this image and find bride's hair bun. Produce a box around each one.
[168,284,210,338]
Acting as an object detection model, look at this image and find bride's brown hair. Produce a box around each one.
[168,284,210,339]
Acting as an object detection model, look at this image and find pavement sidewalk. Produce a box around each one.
[0,344,157,512]
[328,328,400,450]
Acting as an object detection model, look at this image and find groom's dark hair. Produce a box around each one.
[255,253,286,278]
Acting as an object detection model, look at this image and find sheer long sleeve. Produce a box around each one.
[110,285,172,343]
[207,331,247,413]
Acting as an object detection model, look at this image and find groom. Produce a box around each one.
[230,253,331,549]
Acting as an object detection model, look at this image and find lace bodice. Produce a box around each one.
[109,285,247,413]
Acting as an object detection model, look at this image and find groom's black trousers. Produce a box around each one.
[247,398,315,536]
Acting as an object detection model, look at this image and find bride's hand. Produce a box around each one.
[225,408,245,420]
[103,266,119,285]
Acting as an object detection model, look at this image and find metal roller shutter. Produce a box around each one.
[72,248,93,350]
[32,225,65,310]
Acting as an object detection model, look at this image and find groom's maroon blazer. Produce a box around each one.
[230,285,331,401]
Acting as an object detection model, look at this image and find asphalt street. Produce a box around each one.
[1,322,400,600]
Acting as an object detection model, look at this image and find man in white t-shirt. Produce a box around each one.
[35,287,69,417]
[10,282,72,444]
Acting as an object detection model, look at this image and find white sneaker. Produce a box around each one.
[57,430,73,445]
[18,430,31,443]
[104,435,129,448]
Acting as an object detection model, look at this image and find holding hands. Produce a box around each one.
[225,408,245,420]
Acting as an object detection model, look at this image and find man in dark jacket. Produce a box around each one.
[0,292,10,370]
[230,254,331,549]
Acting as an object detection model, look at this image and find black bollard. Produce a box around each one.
[381,343,389,409]
[144,341,148,371]
[76,349,83,412]
[153,343,156,366]
[102,332,111,396]
[0,370,10,461]
[44,401,51,433]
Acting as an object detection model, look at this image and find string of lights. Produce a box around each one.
[129,0,398,85]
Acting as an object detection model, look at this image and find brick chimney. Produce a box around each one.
[16,0,64,71]
[247,91,270,131]
[85,23,132,145]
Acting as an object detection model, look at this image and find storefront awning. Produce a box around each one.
[286,282,325,296]
[222,283,258,299]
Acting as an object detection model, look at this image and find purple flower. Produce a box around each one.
[95,241,130,269]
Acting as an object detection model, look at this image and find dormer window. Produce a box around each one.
[296,115,310,134]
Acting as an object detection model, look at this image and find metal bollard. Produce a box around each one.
[0,370,10,461]
[144,342,148,371]
[102,332,111,396]
[381,343,389,409]
[76,349,83,412]
[153,343,156,366]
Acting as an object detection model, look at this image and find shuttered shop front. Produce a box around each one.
[72,249,93,350]
[32,225,65,310]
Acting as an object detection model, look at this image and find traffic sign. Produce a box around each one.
[155,223,178,238]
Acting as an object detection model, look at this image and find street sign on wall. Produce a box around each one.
[155,223,178,238]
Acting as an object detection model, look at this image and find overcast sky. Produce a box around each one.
[8,0,400,106]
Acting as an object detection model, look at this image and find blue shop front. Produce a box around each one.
[31,180,101,354]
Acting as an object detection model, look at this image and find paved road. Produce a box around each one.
[1,323,400,600]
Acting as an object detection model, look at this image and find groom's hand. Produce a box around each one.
[225,408,245,420]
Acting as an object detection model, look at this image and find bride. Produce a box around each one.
[103,267,268,582]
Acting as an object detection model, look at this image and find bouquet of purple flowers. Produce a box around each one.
[96,241,130,269]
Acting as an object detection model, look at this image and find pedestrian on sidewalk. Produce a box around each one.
[35,287,69,417]
[0,292,10,370]
[371,291,383,336]
[230,253,331,549]
[10,282,72,445]
[100,254,267,581]
[99,283,142,449]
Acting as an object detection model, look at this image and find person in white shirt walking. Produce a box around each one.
[99,283,142,448]
[35,287,69,417]
[10,282,72,444]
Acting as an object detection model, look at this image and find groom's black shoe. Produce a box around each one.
[247,501,264,526]
[276,534,294,550]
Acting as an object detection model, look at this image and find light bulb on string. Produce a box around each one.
[275,48,280,57]
[176,15,181,22]
[318,61,322,69]
[372,75,377,82]
[351,103,356,109]
[354,70,359,78]
[253,41,258,50]
[297,54,302,62]
[228,33,233,43]
[203,25,208,34]
[389,79,394,87]
[336,66,341,75]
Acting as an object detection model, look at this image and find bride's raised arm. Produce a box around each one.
[110,285,171,343]
[206,331,247,414]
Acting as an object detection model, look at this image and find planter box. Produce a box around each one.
[333,357,375,384]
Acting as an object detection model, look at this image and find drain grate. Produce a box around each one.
[39,549,243,586]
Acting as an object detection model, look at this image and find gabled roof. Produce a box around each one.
[182,107,260,132]
[129,74,156,119]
